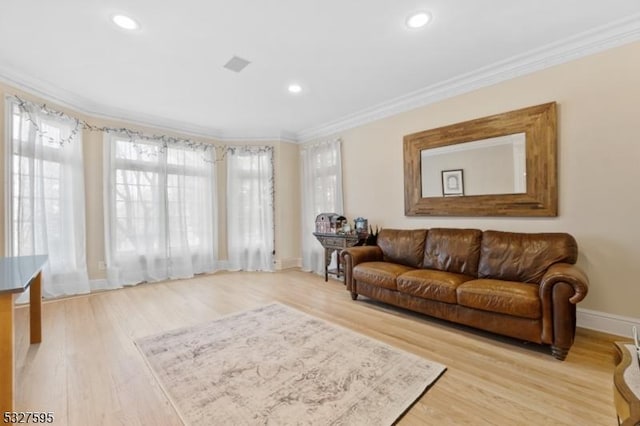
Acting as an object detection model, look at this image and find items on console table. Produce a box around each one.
[313,232,366,282]
[614,341,640,426]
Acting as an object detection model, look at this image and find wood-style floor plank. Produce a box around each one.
[12,270,620,425]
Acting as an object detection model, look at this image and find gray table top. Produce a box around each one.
[0,255,48,294]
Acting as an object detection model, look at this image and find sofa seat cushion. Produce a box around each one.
[397,270,474,303]
[353,262,415,290]
[456,279,541,319]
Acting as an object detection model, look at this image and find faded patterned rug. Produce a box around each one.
[135,303,446,425]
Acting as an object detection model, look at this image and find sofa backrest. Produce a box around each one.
[377,229,427,268]
[478,230,578,283]
[422,228,482,276]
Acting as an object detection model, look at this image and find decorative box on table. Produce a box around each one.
[315,213,347,234]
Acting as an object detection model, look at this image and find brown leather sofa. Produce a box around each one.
[341,228,589,360]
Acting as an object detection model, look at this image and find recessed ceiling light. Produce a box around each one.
[288,83,302,94]
[112,14,140,31]
[406,11,431,29]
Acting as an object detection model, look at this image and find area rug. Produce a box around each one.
[135,303,446,425]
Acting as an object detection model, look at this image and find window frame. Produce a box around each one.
[4,99,72,256]
[106,135,214,259]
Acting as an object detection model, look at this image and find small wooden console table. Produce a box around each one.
[614,341,640,426]
[0,255,48,413]
[313,233,365,282]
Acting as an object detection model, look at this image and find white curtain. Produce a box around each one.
[103,135,217,287]
[226,147,274,271]
[6,98,90,298]
[300,138,344,274]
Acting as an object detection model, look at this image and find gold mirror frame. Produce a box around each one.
[404,102,557,216]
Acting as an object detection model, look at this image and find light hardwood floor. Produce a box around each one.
[13,270,620,425]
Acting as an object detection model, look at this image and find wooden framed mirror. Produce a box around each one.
[404,102,557,216]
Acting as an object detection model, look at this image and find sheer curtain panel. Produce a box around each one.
[300,138,344,274]
[5,98,90,298]
[226,147,275,271]
[103,135,217,287]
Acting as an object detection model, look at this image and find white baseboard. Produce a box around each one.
[274,258,302,270]
[89,279,109,291]
[577,308,640,338]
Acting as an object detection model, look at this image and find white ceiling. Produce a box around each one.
[1,1,639,142]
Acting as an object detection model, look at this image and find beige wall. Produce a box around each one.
[336,41,640,319]
[3,40,638,321]
[274,141,301,269]
[0,82,301,279]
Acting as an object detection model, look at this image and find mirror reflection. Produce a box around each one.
[420,133,526,197]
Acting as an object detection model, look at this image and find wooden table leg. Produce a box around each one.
[30,271,42,344]
[324,248,330,282]
[0,292,17,413]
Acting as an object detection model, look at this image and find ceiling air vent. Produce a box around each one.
[223,56,251,73]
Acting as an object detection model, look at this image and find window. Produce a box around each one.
[226,147,274,271]
[104,135,217,286]
[300,139,344,274]
[6,98,90,297]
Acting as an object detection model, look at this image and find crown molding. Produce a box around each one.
[0,66,294,143]
[217,129,299,143]
[2,12,640,145]
[296,13,640,143]
[0,66,224,139]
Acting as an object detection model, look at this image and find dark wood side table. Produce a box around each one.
[313,233,365,282]
[0,255,48,414]
[614,341,640,426]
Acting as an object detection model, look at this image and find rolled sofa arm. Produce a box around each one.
[341,246,383,291]
[539,263,589,358]
[539,263,589,304]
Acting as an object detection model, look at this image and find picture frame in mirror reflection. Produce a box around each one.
[441,169,464,196]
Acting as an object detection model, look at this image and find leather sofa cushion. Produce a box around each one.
[422,228,482,276]
[478,231,578,283]
[377,229,428,268]
[457,279,541,319]
[353,262,415,290]
[397,269,474,303]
